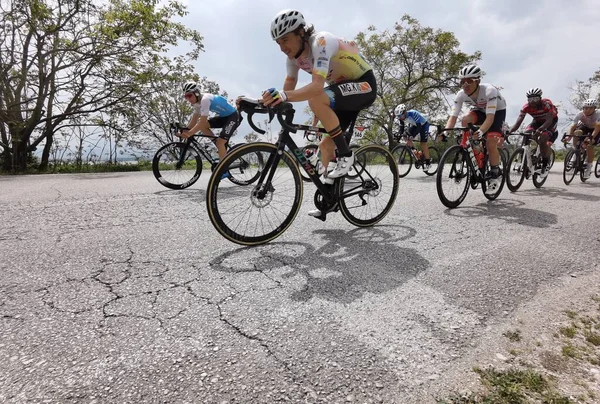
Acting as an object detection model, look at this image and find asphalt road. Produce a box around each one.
[1,166,599,403]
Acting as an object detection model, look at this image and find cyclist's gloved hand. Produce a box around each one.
[262,88,287,107]
[473,129,484,140]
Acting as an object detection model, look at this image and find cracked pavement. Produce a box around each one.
[1,169,599,403]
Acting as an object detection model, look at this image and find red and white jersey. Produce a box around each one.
[451,83,507,117]
[518,98,558,121]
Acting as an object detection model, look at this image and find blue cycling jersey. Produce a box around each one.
[193,93,236,117]
[404,110,428,127]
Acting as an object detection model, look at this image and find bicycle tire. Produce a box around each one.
[506,148,526,192]
[423,146,440,176]
[300,144,319,182]
[481,150,506,200]
[595,155,600,178]
[206,143,303,246]
[547,148,555,170]
[152,142,202,189]
[563,149,577,185]
[436,145,470,208]
[532,154,548,188]
[391,145,413,178]
[338,145,399,226]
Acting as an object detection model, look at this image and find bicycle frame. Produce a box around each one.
[239,101,376,206]
[438,124,489,181]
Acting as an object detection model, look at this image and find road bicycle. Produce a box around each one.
[205,98,399,246]
[562,131,595,185]
[152,122,261,189]
[435,124,507,208]
[390,129,440,177]
[506,131,551,191]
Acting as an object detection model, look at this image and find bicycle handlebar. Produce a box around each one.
[237,97,299,135]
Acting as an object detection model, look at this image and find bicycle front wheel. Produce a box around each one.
[423,146,440,176]
[206,143,303,246]
[152,142,202,189]
[339,145,399,226]
[506,148,526,192]
[391,145,413,178]
[436,145,471,208]
[595,155,600,178]
[563,149,577,185]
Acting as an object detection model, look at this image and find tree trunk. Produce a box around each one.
[39,132,53,171]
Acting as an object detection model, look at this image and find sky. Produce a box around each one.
[177,0,600,145]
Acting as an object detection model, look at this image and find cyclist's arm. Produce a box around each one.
[445,115,458,129]
[284,73,326,102]
[537,111,554,132]
[446,92,464,129]
[283,76,298,92]
[186,113,199,131]
[593,122,600,140]
[510,112,526,133]
[188,98,215,137]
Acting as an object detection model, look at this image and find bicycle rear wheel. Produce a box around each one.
[506,148,526,192]
[339,145,399,226]
[595,155,600,178]
[563,149,577,185]
[391,145,413,177]
[226,149,265,186]
[436,145,470,208]
[206,143,303,246]
[423,146,440,176]
[152,142,202,189]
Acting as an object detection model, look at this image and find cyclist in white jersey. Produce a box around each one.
[564,98,600,179]
[260,9,376,191]
[444,65,507,195]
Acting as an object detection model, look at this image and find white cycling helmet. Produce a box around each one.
[183,81,200,95]
[526,87,543,98]
[394,104,406,116]
[583,98,598,108]
[458,64,482,79]
[270,9,306,40]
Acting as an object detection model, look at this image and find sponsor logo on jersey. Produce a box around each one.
[338,81,372,96]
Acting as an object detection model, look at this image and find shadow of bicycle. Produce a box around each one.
[512,186,600,202]
[153,188,206,201]
[209,226,429,304]
[444,199,557,228]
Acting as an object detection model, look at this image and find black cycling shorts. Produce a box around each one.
[324,70,377,138]
[469,109,507,134]
[208,111,242,140]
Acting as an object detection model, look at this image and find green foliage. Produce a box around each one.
[354,14,481,148]
[0,0,204,171]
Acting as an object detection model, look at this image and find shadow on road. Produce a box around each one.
[511,186,600,201]
[209,226,430,304]
[444,199,558,228]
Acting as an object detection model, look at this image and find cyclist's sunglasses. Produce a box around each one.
[527,96,541,102]
[184,93,194,99]
[460,78,477,85]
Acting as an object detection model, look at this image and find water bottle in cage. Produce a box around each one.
[474,148,484,168]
